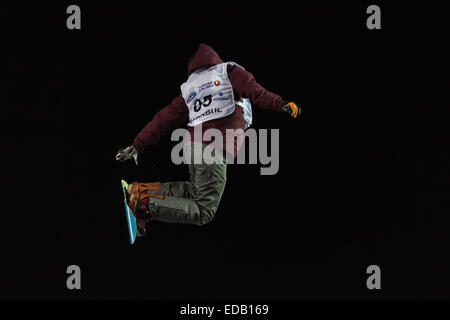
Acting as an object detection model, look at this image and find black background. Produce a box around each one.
[2,1,449,299]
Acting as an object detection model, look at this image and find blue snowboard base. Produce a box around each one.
[121,180,137,244]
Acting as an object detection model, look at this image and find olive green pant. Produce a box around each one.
[145,142,227,225]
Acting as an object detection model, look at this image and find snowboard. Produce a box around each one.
[121,179,137,244]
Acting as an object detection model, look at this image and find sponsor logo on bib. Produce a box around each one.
[198,81,214,93]
[186,91,196,104]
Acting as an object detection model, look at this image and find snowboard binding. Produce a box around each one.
[121,180,163,244]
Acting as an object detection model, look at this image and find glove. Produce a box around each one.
[116,145,139,165]
[281,102,300,119]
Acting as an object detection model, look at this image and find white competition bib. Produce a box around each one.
[181,63,236,127]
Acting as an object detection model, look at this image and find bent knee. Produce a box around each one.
[197,208,217,226]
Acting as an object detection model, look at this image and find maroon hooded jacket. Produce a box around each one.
[132,43,287,157]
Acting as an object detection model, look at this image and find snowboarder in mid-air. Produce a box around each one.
[116,43,300,238]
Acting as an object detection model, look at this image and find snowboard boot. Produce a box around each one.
[127,182,164,237]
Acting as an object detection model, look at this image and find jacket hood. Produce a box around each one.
[188,43,224,76]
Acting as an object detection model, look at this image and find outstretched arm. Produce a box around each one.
[132,94,189,152]
[228,65,299,118]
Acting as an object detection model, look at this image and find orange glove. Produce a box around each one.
[281,102,300,119]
